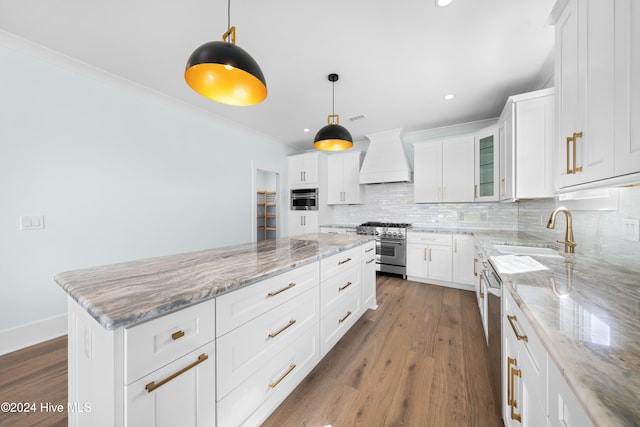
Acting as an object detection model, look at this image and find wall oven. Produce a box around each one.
[290,188,318,210]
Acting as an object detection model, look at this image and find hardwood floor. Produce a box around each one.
[0,335,67,427]
[0,276,501,427]
[263,275,502,427]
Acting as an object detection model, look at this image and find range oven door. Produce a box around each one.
[376,239,406,267]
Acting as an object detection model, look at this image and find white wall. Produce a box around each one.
[0,35,293,348]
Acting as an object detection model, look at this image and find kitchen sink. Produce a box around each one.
[493,244,562,258]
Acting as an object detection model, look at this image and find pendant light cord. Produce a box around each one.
[227,0,231,30]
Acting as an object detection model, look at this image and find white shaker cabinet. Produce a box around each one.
[452,234,475,286]
[414,135,475,203]
[289,211,319,236]
[327,151,364,204]
[288,152,322,188]
[498,88,555,201]
[406,232,452,283]
[361,241,377,310]
[552,0,640,189]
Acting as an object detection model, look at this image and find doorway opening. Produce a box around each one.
[251,162,282,242]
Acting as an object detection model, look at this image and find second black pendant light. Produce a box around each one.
[314,73,353,151]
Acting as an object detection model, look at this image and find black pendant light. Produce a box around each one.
[313,73,353,151]
[185,0,267,106]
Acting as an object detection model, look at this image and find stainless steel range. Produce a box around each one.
[356,222,412,278]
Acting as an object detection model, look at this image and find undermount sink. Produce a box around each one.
[493,244,562,258]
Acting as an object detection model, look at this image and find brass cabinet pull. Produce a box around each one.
[500,177,506,196]
[454,239,457,253]
[171,330,185,341]
[507,357,522,421]
[573,132,583,173]
[473,258,478,277]
[267,282,296,297]
[338,281,353,292]
[566,136,574,174]
[145,353,208,393]
[507,314,528,342]
[339,311,352,323]
[268,319,296,338]
[365,247,374,253]
[338,257,352,265]
[474,184,478,199]
[424,248,427,261]
[479,274,484,299]
[366,258,375,264]
[269,363,296,388]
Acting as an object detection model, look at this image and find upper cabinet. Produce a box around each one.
[327,151,364,205]
[498,88,555,201]
[551,0,640,190]
[474,125,500,202]
[414,135,475,203]
[288,152,324,188]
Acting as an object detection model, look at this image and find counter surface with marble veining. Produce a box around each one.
[55,233,373,331]
[474,231,639,427]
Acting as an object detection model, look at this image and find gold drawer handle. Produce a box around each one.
[268,319,296,338]
[573,132,583,173]
[338,257,352,265]
[145,353,208,393]
[268,282,296,297]
[507,314,528,342]
[269,363,296,388]
[366,258,375,264]
[338,281,353,292]
[339,311,353,324]
[479,274,484,299]
[365,247,374,253]
[474,258,478,277]
[566,136,574,174]
[510,363,522,421]
[171,330,185,340]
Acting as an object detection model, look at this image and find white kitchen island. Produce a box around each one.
[55,233,376,427]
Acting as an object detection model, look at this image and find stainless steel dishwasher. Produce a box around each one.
[485,260,503,418]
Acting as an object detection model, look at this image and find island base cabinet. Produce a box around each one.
[548,359,593,427]
[216,323,320,427]
[125,341,216,427]
[320,283,362,357]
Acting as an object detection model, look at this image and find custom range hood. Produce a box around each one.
[359,128,413,184]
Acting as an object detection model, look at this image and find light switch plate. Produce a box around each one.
[20,215,45,230]
[622,219,639,241]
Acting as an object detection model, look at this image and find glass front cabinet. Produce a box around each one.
[475,125,500,202]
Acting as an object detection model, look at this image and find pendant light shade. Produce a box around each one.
[313,73,353,151]
[185,1,267,107]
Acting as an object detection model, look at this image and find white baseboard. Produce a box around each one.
[0,314,67,356]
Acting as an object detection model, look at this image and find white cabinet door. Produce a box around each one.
[548,359,594,427]
[500,108,514,200]
[288,211,319,236]
[406,243,429,278]
[443,134,475,202]
[327,152,363,205]
[614,0,640,176]
[427,245,452,282]
[474,126,500,202]
[327,155,343,204]
[452,235,475,286]
[556,0,615,188]
[361,242,377,310]
[125,341,215,427]
[414,141,442,202]
[288,153,319,187]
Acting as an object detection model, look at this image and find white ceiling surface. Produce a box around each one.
[0,0,556,151]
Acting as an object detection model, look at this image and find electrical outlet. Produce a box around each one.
[458,212,464,221]
[623,219,640,241]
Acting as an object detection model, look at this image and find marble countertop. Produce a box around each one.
[474,231,639,427]
[55,233,373,330]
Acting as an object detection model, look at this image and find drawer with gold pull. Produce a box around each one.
[125,299,215,384]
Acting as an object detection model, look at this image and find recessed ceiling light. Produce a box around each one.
[303,128,310,133]
[444,94,455,100]
[436,0,453,7]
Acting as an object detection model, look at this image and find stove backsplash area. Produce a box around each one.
[331,182,518,230]
[332,182,640,271]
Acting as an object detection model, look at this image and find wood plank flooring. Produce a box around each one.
[0,275,501,427]
[263,275,502,427]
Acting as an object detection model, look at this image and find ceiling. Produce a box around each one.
[0,0,556,151]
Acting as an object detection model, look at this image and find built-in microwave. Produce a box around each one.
[290,188,318,210]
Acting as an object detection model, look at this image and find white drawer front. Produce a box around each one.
[320,246,361,280]
[125,341,216,427]
[361,241,375,257]
[217,324,320,427]
[320,264,360,312]
[320,283,361,357]
[216,287,319,400]
[216,262,319,337]
[125,299,215,384]
[407,232,452,246]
